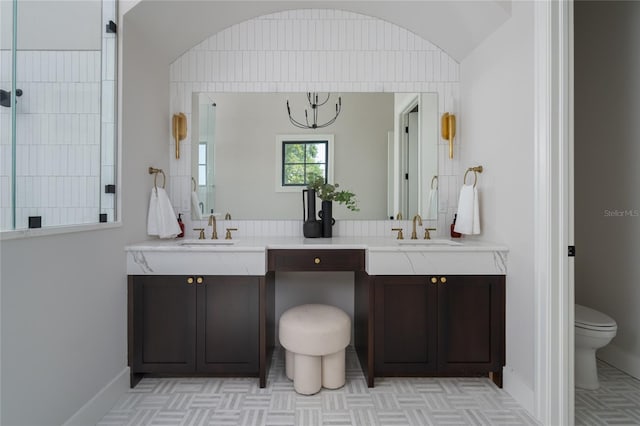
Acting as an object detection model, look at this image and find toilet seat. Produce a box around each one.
[575,304,617,332]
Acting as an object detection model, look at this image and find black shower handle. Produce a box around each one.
[0,88,23,108]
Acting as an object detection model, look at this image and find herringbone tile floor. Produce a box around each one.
[99,348,539,426]
[575,360,640,426]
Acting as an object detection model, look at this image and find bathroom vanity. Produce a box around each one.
[126,237,507,389]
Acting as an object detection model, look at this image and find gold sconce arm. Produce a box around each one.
[441,113,456,159]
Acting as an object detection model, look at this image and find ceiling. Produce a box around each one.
[122,0,512,64]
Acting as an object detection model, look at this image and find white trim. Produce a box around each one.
[503,366,535,415]
[533,0,573,425]
[274,134,334,193]
[0,221,122,241]
[62,367,129,426]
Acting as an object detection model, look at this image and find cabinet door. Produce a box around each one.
[197,276,259,374]
[437,276,505,374]
[374,276,438,375]
[132,276,197,373]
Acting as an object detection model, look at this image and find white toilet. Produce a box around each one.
[575,304,617,390]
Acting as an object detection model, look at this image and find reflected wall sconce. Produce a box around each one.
[441,113,456,159]
[172,113,187,159]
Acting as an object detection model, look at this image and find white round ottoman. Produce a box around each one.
[279,304,351,395]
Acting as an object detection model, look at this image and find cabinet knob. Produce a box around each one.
[186,277,194,284]
[314,257,321,264]
[431,277,438,284]
[440,276,447,283]
[196,277,204,284]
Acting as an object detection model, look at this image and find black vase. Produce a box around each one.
[303,189,322,238]
[319,200,336,238]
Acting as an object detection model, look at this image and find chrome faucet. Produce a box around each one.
[208,213,218,239]
[411,214,423,239]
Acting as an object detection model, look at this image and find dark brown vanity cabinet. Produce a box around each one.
[374,275,505,385]
[129,275,259,386]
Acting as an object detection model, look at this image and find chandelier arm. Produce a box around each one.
[288,109,309,129]
[287,93,342,129]
[315,93,331,107]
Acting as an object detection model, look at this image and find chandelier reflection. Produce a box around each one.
[286,92,342,129]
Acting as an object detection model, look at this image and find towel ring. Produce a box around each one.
[430,175,438,190]
[463,166,483,188]
[192,177,197,192]
[148,167,166,189]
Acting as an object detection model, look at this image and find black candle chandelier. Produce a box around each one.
[286,92,342,129]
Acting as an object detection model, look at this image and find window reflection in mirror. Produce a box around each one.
[191,92,437,221]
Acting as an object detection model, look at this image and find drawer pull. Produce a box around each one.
[314,257,321,264]
[440,277,447,284]
[431,277,438,284]
[196,277,204,284]
[186,277,194,284]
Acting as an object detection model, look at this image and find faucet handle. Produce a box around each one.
[391,228,404,240]
[193,228,205,240]
[424,228,436,240]
[225,228,238,240]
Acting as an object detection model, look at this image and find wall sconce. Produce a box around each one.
[441,113,456,159]
[172,113,187,159]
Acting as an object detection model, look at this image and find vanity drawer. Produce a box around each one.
[268,249,365,272]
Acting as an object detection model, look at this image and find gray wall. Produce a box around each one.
[0,12,169,426]
[1,1,102,50]
[575,1,640,379]
[460,1,535,408]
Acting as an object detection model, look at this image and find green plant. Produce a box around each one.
[307,174,359,212]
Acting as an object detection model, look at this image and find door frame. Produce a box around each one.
[533,0,574,425]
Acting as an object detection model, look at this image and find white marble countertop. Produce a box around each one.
[125,237,508,276]
[125,237,508,253]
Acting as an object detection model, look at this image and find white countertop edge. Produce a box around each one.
[125,237,508,253]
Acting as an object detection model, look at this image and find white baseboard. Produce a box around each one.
[598,343,640,380]
[63,367,129,426]
[503,366,535,416]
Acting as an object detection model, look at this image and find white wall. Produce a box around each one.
[0,7,169,426]
[460,1,535,412]
[198,92,393,220]
[574,1,640,379]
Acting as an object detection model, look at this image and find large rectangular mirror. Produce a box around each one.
[191,92,437,221]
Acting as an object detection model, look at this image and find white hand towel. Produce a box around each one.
[147,187,181,239]
[454,184,481,235]
[425,188,438,220]
[191,191,203,220]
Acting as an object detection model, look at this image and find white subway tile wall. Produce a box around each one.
[0,0,116,230]
[169,9,464,238]
[0,50,101,229]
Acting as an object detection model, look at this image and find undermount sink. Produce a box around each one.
[397,239,462,246]
[179,239,235,246]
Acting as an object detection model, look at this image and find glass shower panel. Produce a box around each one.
[100,0,117,223]
[2,0,117,231]
[0,0,16,230]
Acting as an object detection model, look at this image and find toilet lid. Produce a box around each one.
[575,304,617,329]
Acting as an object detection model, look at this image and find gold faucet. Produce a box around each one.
[224,212,232,220]
[391,228,404,239]
[411,214,423,239]
[225,228,238,240]
[396,212,403,220]
[208,214,218,239]
[193,228,205,240]
[424,227,436,240]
